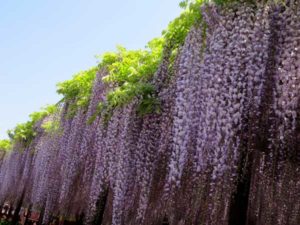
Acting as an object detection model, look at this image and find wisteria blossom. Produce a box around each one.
[0,2,299,225]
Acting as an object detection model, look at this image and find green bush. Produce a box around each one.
[7,104,58,145]
[0,220,13,225]
[0,139,11,152]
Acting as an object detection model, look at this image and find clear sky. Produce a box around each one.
[0,0,182,139]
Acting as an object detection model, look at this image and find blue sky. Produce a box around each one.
[0,0,182,139]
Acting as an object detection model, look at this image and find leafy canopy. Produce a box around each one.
[41,117,61,134]
[56,67,98,115]
[94,38,164,119]
[163,0,204,47]
[0,139,11,152]
[7,105,57,145]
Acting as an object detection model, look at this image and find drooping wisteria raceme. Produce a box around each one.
[0,1,299,225]
[166,23,205,194]
[80,69,109,194]
[247,4,300,225]
[59,109,86,212]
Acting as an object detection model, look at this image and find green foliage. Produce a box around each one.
[0,139,11,152]
[179,0,189,9]
[105,82,160,116]
[0,221,12,225]
[7,122,35,144]
[7,105,58,145]
[92,38,165,121]
[41,119,61,134]
[163,0,204,48]
[57,67,98,115]
[100,39,164,84]
[137,95,161,116]
[30,104,58,122]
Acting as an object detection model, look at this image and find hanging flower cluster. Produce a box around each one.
[0,1,299,225]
